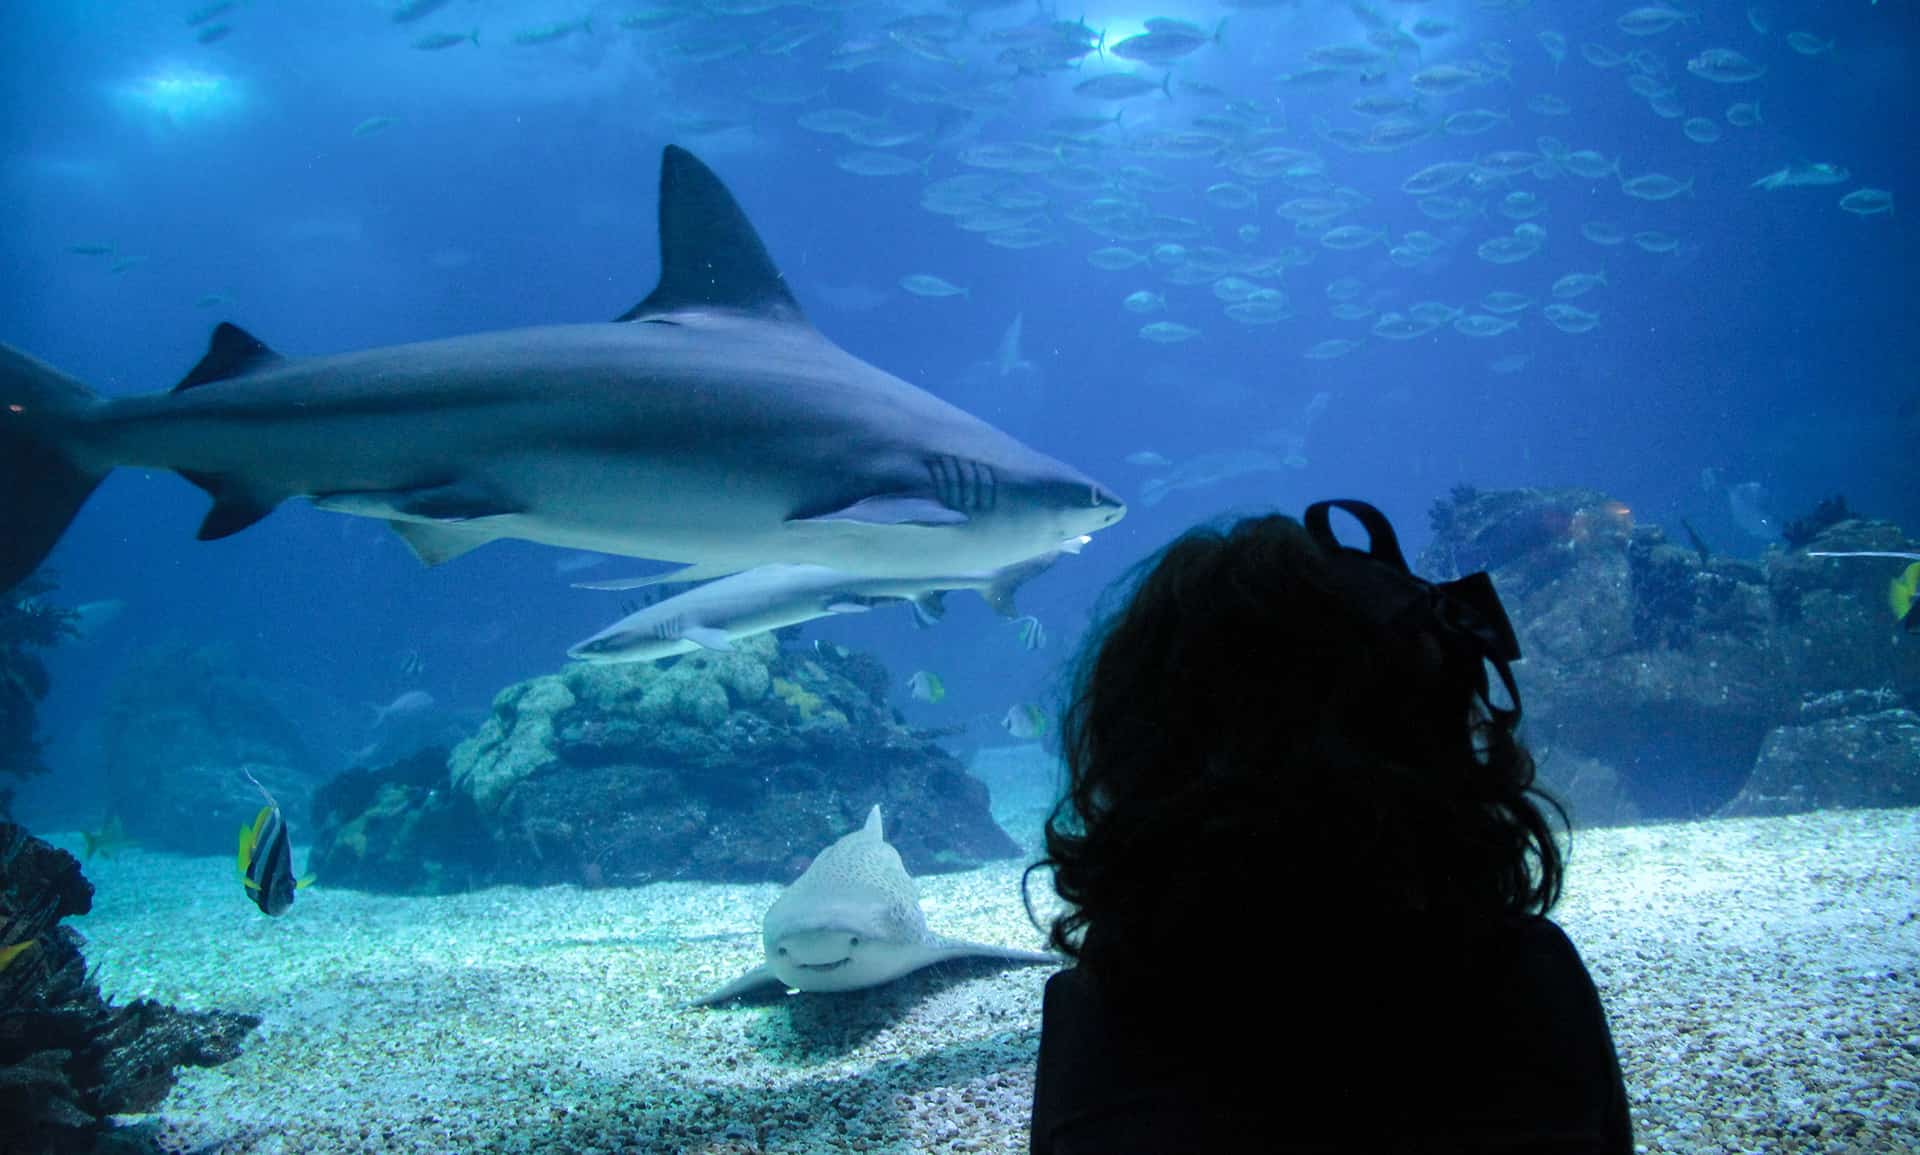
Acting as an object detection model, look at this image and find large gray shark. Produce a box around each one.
[690,804,1055,1006]
[0,146,1124,592]
[570,547,1068,663]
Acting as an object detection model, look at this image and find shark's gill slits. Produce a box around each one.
[926,455,997,513]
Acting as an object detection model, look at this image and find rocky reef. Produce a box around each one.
[1721,690,1919,817]
[0,823,257,1155]
[310,634,1019,891]
[1423,487,1919,823]
[93,644,318,855]
[0,576,74,817]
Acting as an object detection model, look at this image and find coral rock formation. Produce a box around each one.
[0,824,257,1155]
[1422,488,1920,822]
[311,634,1020,891]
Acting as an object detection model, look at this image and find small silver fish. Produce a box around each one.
[900,274,969,298]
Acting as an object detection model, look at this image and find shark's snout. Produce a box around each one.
[566,636,624,662]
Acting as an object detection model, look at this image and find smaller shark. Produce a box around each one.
[690,805,1055,1005]
[957,312,1041,389]
[989,313,1037,380]
[569,547,1073,663]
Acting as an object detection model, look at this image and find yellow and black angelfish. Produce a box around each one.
[237,770,313,916]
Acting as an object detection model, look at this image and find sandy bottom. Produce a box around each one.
[52,800,1920,1155]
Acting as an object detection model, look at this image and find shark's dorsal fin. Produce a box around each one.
[175,323,285,391]
[618,145,807,325]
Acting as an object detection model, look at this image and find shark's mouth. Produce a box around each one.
[795,959,852,972]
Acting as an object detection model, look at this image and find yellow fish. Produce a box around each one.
[1808,551,1920,633]
[0,939,36,973]
[1892,561,1920,632]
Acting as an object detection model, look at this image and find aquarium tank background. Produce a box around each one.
[1,0,1915,1152]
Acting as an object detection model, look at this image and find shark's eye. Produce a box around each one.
[848,938,859,948]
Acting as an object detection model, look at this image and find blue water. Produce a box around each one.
[4,0,1913,818]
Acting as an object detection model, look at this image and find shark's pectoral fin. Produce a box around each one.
[921,937,1059,970]
[682,626,733,651]
[384,520,502,567]
[575,561,743,591]
[910,591,947,628]
[788,496,968,528]
[688,962,782,1008]
[980,548,1066,618]
[180,471,278,540]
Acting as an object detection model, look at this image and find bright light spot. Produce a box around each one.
[1080,5,1215,55]
[1094,12,1153,50]
[116,65,243,126]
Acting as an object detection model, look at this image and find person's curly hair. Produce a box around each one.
[1025,513,1567,1006]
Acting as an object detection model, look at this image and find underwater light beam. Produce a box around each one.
[113,64,244,127]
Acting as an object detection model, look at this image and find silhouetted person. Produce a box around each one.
[1028,501,1631,1154]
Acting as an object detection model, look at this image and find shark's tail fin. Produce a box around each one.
[0,344,106,592]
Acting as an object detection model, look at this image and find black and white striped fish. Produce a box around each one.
[237,770,311,916]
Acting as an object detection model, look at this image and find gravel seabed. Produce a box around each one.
[54,801,1920,1155]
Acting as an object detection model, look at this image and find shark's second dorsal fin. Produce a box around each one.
[618,145,808,326]
[175,323,285,392]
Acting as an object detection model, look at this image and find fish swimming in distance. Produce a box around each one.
[81,814,136,860]
[411,29,479,50]
[371,689,436,727]
[0,146,1125,593]
[1838,188,1893,216]
[1752,162,1851,190]
[390,0,453,23]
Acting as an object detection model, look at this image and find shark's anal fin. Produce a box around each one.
[175,323,285,392]
[180,470,277,540]
[384,521,501,567]
[787,496,968,528]
[618,146,808,325]
[574,561,743,590]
